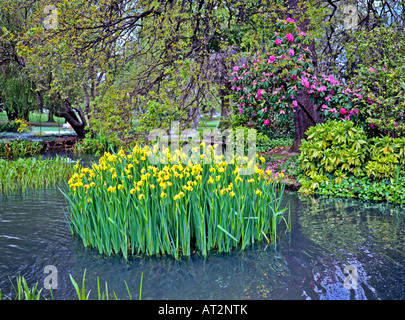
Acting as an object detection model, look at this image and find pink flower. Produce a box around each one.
[286,33,294,42]
[321,104,328,109]
[275,38,282,46]
[340,108,346,115]
[286,17,297,24]
[288,49,295,56]
[353,109,359,114]
[280,110,285,114]
[292,100,298,107]
[369,67,375,72]
[301,77,310,89]
[257,89,264,97]
[268,55,276,63]
[264,119,270,126]
[239,108,243,114]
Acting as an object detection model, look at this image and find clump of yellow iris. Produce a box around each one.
[68,144,271,199]
[66,143,287,260]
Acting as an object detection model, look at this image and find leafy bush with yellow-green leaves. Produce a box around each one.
[297,120,405,203]
[298,120,368,190]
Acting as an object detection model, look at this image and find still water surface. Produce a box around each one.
[0,187,403,300]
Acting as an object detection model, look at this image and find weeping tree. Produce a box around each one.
[0,70,36,121]
[0,0,37,121]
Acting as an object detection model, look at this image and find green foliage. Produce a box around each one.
[0,157,74,193]
[260,137,294,152]
[298,120,368,190]
[231,114,248,128]
[231,126,293,153]
[346,24,405,137]
[0,119,31,133]
[0,139,43,158]
[74,131,123,156]
[0,270,143,300]
[316,175,405,204]
[0,121,19,132]
[297,120,405,203]
[365,136,399,181]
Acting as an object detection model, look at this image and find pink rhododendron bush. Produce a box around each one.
[231,18,370,137]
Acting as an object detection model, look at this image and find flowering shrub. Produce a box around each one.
[231,18,369,136]
[0,119,31,133]
[66,144,290,260]
[299,74,363,123]
[231,18,312,136]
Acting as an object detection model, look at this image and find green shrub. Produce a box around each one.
[298,120,368,192]
[297,120,405,203]
[0,119,31,133]
[231,114,248,128]
[74,132,123,156]
[231,126,293,153]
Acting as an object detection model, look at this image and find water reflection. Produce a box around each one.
[0,188,403,300]
[292,193,404,300]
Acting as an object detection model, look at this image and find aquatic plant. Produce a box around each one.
[0,157,74,193]
[64,144,291,260]
[0,139,43,158]
[0,270,143,300]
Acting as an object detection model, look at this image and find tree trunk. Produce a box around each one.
[55,98,88,138]
[219,88,230,118]
[290,92,323,152]
[47,106,56,123]
[36,91,44,113]
[5,108,17,121]
[287,0,322,153]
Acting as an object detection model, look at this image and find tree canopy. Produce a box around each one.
[1,0,404,145]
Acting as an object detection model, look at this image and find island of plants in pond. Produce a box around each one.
[64,144,291,260]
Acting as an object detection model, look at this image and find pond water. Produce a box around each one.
[0,187,403,300]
